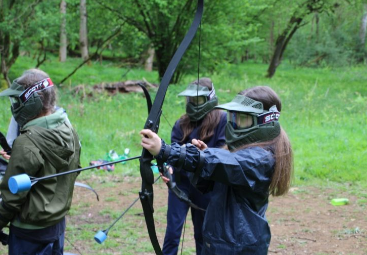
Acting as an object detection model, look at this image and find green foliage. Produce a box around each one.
[2,0,366,84]
[252,0,367,68]
[1,56,366,189]
[6,55,158,86]
[2,1,60,50]
[85,0,269,82]
[285,1,363,67]
[192,0,265,70]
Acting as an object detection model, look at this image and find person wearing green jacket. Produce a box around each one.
[0,69,81,255]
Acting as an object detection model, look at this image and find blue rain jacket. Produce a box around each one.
[158,143,275,255]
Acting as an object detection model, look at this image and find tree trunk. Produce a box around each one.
[310,12,319,42]
[358,3,367,62]
[155,47,166,81]
[266,0,337,78]
[266,17,303,78]
[315,12,319,43]
[59,0,67,62]
[0,13,20,86]
[79,0,89,61]
[144,46,155,72]
[0,0,10,85]
[269,20,275,63]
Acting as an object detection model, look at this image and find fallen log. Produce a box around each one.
[93,80,158,94]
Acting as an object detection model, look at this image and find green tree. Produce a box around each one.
[0,0,59,84]
[94,0,265,83]
[284,0,367,67]
[266,0,342,78]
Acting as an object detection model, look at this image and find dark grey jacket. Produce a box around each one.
[158,142,275,255]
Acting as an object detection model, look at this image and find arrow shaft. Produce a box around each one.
[33,155,141,182]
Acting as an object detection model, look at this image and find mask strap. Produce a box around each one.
[207,83,216,101]
[18,78,54,103]
[257,105,280,125]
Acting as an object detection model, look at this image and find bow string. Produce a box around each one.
[138,1,204,254]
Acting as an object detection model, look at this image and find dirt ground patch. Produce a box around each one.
[267,186,366,254]
[67,177,366,255]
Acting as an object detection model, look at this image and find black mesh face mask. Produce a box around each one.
[4,78,54,127]
[186,97,218,121]
[9,96,21,109]
[11,93,43,127]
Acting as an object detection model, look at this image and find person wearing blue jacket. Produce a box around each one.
[141,86,293,255]
[163,78,226,255]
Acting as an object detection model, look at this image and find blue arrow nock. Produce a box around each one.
[94,230,108,244]
[8,174,32,194]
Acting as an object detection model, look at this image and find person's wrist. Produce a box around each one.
[156,139,171,161]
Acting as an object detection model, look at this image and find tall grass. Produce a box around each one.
[1,56,366,188]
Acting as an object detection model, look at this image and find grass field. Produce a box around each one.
[1,56,366,187]
[0,56,366,254]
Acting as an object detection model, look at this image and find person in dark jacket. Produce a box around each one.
[141,86,293,255]
[162,78,226,255]
[0,69,81,255]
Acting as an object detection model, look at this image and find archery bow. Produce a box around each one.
[138,0,204,254]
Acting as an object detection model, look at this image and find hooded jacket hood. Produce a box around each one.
[22,108,76,170]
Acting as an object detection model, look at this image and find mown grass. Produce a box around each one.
[0,56,366,254]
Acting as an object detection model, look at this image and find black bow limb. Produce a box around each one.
[158,162,205,211]
[0,131,12,155]
[0,230,8,246]
[138,1,204,254]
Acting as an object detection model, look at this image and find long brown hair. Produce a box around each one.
[179,78,222,143]
[239,86,293,196]
[180,110,223,143]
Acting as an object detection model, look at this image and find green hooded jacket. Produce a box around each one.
[0,109,81,229]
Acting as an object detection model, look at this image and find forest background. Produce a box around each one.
[0,0,366,254]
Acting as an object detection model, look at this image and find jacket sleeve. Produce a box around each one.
[200,147,275,191]
[158,142,274,192]
[0,138,43,228]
